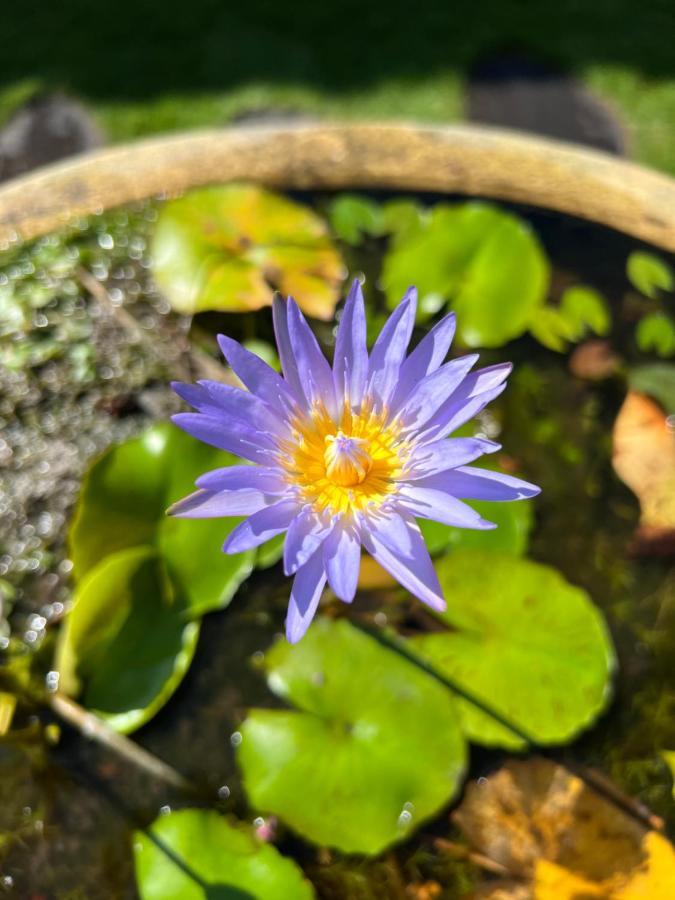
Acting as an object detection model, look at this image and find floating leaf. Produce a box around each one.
[419,495,534,557]
[559,286,611,340]
[628,364,675,414]
[636,312,675,357]
[56,547,200,732]
[134,809,314,900]
[408,553,614,749]
[529,306,577,352]
[238,618,466,854]
[69,422,254,618]
[328,195,384,244]
[152,184,344,319]
[612,391,675,549]
[530,287,610,352]
[453,758,674,898]
[382,203,549,346]
[627,251,674,299]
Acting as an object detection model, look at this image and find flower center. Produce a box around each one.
[324,432,372,487]
[278,401,408,516]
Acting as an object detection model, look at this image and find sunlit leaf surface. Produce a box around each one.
[382,203,549,346]
[409,552,615,749]
[635,312,675,357]
[69,422,255,618]
[627,250,675,299]
[134,809,314,900]
[239,618,466,854]
[152,184,344,319]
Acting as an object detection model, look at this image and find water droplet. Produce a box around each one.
[397,808,413,828]
[159,805,171,816]
[230,731,243,747]
[477,776,488,787]
[97,233,114,250]
[218,785,231,800]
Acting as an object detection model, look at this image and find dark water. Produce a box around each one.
[0,196,673,898]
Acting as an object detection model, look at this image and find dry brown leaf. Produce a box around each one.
[612,391,675,552]
[454,758,646,881]
[453,759,675,899]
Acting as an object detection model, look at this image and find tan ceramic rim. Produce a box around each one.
[1,122,675,250]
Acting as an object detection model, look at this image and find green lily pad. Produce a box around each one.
[529,286,610,351]
[636,312,675,357]
[56,547,200,732]
[151,184,344,320]
[328,195,384,244]
[408,552,615,750]
[627,250,674,299]
[381,203,549,346]
[134,809,314,900]
[628,364,675,414]
[419,495,534,557]
[238,618,466,855]
[69,422,255,618]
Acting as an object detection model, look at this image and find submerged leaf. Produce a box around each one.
[408,553,614,749]
[152,184,344,319]
[238,618,466,854]
[134,809,314,900]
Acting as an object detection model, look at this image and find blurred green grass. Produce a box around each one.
[1,1,675,172]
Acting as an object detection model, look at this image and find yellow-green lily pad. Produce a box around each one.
[152,184,344,320]
[134,809,314,900]
[238,618,466,855]
[408,552,615,750]
[382,202,549,346]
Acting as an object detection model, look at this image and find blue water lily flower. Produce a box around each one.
[169,282,540,642]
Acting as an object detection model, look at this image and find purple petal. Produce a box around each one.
[420,362,512,440]
[421,381,509,442]
[333,280,368,409]
[196,379,288,432]
[392,311,456,406]
[395,354,479,432]
[405,437,500,478]
[366,288,416,408]
[286,299,337,416]
[272,295,307,402]
[284,508,333,576]
[195,465,288,493]
[222,499,298,553]
[435,466,541,501]
[167,488,268,518]
[397,481,497,529]
[285,548,327,643]
[323,521,361,603]
[217,334,297,412]
[171,413,275,464]
[361,513,446,612]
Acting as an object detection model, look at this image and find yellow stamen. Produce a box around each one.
[277,402,408,516]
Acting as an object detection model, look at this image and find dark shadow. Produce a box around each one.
[1,1,674,103]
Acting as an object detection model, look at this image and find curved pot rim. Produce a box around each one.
[1,121,675,251]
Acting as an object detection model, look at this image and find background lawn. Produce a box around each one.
[1,1,675,171]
